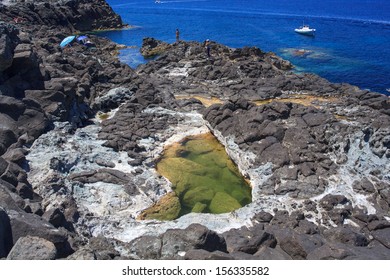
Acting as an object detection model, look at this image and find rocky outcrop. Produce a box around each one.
[0,0,135,260]
[140,37,171,58]
[0,0,125,32]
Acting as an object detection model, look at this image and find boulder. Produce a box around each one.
[308,241,390,260]
[0,96,26,120]
[223,225,276,254]
[0,181,20,210]
[372,228,390,249]
[161,224,227,259]
[66,235,123,260]
[367,219,390,231]
[259,142,290,168]
[88,236,120,260]
[16,106,49,139]
[2,148,27,165]
[7,235,56,260]
[323,226,368,247]
[302,112,330,127]
[273,228,324,259]
[0,208,13,258]
[352,177,376,194]
[7,210,73,258]
[0,116,17,156]
[296,219,319,235]
[307,242,356,260]
[8,43,40,77]
[0,32,15,72]
[319,194,349,211]
[126,235,162,259]
[42,207,66,228]
[251,211,274,223]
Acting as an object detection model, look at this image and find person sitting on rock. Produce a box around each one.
[84,40,95,48]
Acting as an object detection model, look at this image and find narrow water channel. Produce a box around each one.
[142,133,252,220]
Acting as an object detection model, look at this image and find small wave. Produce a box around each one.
[213,9,390,27]
[112,0,208,7]
[159,0,209,3]
[111,2,139,7]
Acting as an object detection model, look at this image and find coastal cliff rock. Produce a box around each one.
[0,0,389,260]
[0,0,125,31]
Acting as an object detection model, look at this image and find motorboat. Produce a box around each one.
[295,25,316,36]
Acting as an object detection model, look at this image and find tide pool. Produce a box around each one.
[141,133,252,220]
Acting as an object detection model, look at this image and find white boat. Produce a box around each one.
[295,25,316,36]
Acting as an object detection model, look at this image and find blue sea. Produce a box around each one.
[100,0,390,95]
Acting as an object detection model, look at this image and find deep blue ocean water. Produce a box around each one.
[100,0,390,95]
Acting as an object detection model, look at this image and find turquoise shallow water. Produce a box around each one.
[100,0,390,95]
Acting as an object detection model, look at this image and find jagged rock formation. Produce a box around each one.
[1,0,390,260]
[0,0,135,259]
[0,0,124,31]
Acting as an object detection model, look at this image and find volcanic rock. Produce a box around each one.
[160,224,227,259]
[0,208,13,258]
[223,225,276,254]
[6,235,57,260]
[1,0,389,261]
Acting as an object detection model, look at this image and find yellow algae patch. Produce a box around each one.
[175,95,224,107]
[175,94,339,109]
[138,192,181,221]
[334,114,352,121]
[254,95,339,108]
[97,112,110,120]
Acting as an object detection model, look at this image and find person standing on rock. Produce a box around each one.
[176,29,180,42]
[205,39,211,59]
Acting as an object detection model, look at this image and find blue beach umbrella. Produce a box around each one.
[77,35,88,41]
[60,35,76,48]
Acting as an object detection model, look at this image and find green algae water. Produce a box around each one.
[150,133,252,220]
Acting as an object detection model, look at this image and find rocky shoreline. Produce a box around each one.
[1,0,390,260]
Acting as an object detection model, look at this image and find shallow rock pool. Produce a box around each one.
[141,133,252,220]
